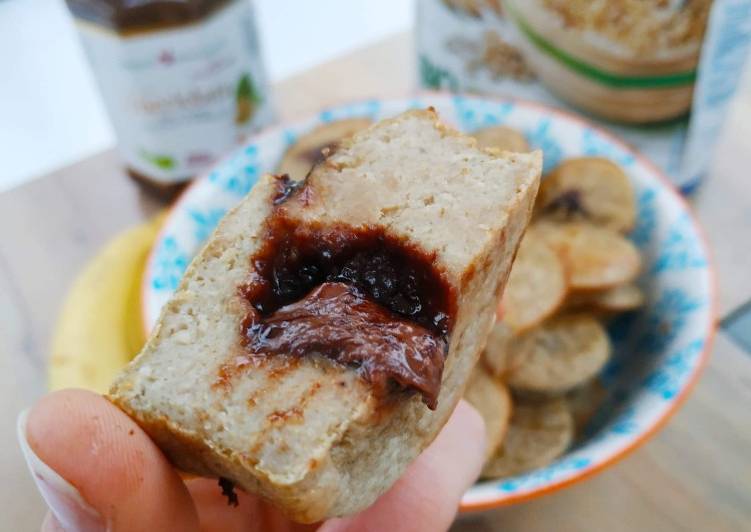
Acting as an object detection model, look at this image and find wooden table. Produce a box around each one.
[2,33,750,531]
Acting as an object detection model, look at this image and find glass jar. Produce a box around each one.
[66,0,274,195]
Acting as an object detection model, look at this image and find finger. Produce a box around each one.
[321,400,486,532]
[19,389,199,532]
[41,513,64,532]
[186,478,319,532]
[186,478,254,532]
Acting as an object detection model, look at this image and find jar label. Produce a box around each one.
[76,0,273,183]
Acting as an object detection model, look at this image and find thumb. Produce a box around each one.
[18,389,199,531]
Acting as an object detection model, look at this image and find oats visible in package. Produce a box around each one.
[417,0,751,191]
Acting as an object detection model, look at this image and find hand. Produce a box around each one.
[19,389,485,532]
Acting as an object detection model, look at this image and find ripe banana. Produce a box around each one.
[48,215,164,393]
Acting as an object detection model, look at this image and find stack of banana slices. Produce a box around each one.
[466,126,643,480]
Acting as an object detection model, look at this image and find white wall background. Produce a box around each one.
[0,0,415,192]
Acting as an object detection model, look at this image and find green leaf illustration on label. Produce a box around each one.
[235,73,261,124]
[419,55,459,91]
[140,150,176,170]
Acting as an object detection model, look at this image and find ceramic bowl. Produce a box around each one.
[142,93,716,511]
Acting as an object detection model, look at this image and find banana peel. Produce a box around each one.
[48,214,164,393]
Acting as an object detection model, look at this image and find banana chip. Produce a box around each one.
[506,314,611,394]
[502,231,567,333]
[473,125,530,153]
[568,283,646,312]
[277,118,372,180]
[482,321,534,378]
[566,379,607,434]
[536,157,636,233]
[535,221,641,290]
[481,397,573,478]
[464,365,513,459]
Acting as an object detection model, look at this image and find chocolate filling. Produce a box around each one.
[246,283,445,408]
[237,176,456,408]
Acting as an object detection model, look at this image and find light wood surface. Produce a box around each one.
[1,32,750,531]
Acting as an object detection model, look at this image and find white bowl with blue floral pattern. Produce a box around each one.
[142,93,717,511]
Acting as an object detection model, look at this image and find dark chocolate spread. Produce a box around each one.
[237,176,456,409]
[246,283,445,408]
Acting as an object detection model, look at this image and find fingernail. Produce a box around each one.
[18,409,106,532]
